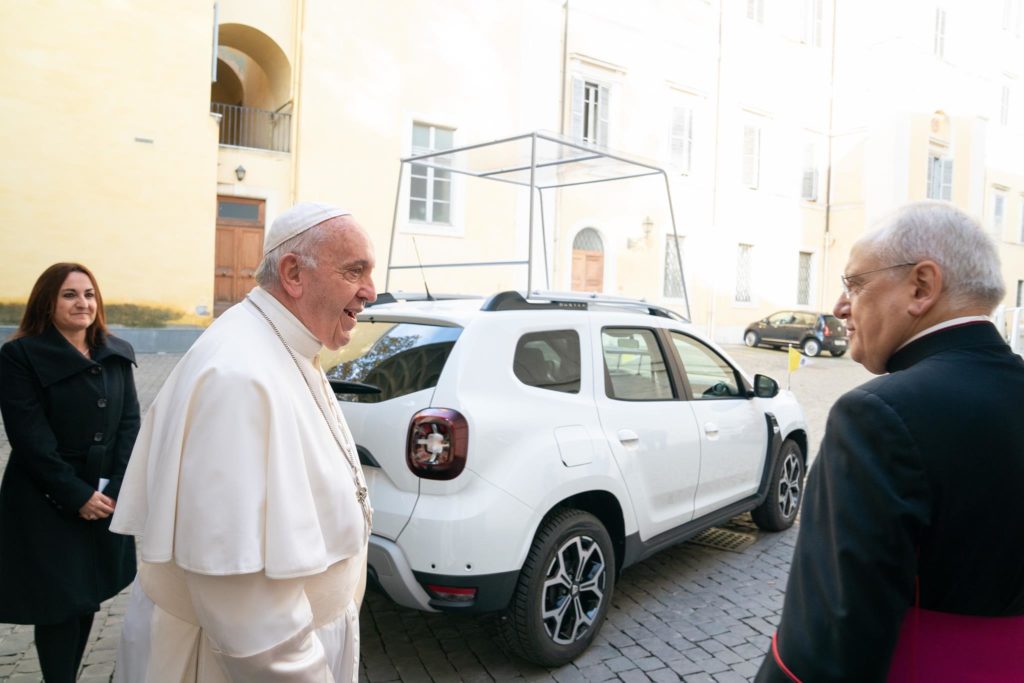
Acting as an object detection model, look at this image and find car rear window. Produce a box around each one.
[823,315,846,334]
[324,321,462,403]
[514,330,581,393]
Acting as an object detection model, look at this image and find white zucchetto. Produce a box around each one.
[263,202,351,255]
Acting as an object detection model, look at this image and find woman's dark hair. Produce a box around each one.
[13,263,108,347]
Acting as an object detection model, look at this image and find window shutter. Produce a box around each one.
[671,107,693,172]
[743,126,760,189]
[940,158,953,200]
[571,78,584,141]
[598,84,610,147]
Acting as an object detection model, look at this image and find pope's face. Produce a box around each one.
[53,271,97,336]
[296,220,377,350]
[833,246,916,374]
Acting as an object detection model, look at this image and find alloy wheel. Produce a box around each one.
[541,535,607,645]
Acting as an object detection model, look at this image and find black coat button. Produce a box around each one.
[90,366,101,374]
[97,398,108,408]
[93,432,104,442]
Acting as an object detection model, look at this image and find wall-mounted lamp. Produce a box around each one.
[235,165,246,182]
[628,216,655,250]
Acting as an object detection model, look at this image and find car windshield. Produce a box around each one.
[323,321,462,403]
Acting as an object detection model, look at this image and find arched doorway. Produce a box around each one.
[571,228,604,292]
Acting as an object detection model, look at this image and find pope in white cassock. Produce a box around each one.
[110,202,377,682]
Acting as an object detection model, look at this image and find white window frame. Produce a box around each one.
[804,0,824,47]
[801,142,819,201]
[934,7,947,59]
[927,153,953,201]
[993,189,1007,239]
[571,77,610,147]
[746,0,765,23]
[400,116,464,237]
[409,122,455,226]
[669,105,694,174]
[1018,197,1024,243]
[742,124,761,190]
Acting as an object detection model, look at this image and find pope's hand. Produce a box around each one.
[79,491,115,521]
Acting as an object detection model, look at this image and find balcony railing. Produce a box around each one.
[211,102,291,153]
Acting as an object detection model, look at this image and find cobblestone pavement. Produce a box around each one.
[0,345,871,682]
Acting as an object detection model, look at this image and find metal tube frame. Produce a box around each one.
[383,130,689,319]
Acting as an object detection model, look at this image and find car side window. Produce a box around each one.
[768,312,791,326]
[601,328,674,401]
[513,330,581,393]
[669,332,743,400]
[797,312,817,326]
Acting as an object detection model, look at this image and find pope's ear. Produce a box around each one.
[907,260,942,316]
[277,253,304,298]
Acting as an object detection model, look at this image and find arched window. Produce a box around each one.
[571,228,604,292]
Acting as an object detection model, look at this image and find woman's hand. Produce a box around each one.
[79,491,115,521]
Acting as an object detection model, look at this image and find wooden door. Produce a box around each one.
[214,196,265,316]
[571,250,604,292]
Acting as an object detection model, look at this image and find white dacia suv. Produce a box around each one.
[325,290,808,666]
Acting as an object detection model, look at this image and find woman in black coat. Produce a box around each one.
[0,262,140,682]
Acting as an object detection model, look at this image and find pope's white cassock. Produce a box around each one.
[110,286,370,682]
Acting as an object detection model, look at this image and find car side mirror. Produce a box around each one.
[752,374,779,398]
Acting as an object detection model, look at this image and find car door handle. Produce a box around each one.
[704,422,719,439]
[617,429,639,446]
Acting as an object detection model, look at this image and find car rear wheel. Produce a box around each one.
[744,331,760,347]
[751,438,804,531]
[801,338,821,357]
[500,509,615,667]
[830,348,847,357]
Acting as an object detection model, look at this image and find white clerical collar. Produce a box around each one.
[247,286,323,360]
[897,315,992,351]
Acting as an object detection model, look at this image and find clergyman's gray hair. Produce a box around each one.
[856,200,1005,310]
[254,222,331,289]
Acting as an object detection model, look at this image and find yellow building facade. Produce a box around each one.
[2,0,1022,341]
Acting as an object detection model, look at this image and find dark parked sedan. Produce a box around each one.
[744,311,848,357]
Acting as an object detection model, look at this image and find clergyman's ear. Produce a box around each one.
[278,253,304,298]
[907,260,942,316]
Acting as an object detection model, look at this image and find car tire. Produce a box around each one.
[801,338,821,357]
[830,348,847,357]
[744,331,760,347]
[499,509,615,667]
[751,438,805,532]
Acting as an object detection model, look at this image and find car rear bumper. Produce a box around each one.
[368,533,519,613]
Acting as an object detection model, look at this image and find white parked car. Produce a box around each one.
[325,290,808,666]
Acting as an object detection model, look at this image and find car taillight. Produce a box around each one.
[407,408,468,480]
[823,324,831,337]
[425,584,477,603]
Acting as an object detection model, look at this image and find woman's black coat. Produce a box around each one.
[0,324,140,624]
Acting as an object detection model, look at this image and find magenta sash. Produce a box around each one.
[887,607,1024,682]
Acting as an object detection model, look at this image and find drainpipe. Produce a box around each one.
[706,0,724,338]
[819,0,839,310]
[289,0,307,203]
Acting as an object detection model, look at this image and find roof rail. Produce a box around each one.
[480,290,689,322]
[367,292,484,308]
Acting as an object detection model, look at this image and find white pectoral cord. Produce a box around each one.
[246,295,372,535]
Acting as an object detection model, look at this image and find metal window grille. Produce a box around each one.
[994,192,1006,236]
[211,103,291,153]
[736,244,753,303]
[797,252,812,306]
[664,235,685,298]
[573,228,604,252]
